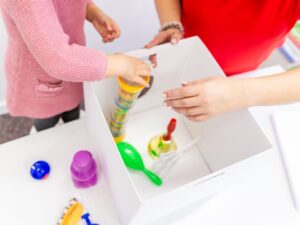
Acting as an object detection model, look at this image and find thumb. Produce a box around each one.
[106,22,113,32]
[170,31,183,45]
[133,76,150,88]
[145,31,170,48]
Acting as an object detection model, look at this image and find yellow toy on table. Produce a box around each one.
[58,198,83,225]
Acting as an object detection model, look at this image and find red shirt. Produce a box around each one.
[181,0,300,76]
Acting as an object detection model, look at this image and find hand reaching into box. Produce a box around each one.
[164,77,249,122]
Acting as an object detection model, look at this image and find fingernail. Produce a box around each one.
[171,38,177,44]
[163,93,167,98]
[181,81,188,86]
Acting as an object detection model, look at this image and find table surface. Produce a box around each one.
[1,66,300,225]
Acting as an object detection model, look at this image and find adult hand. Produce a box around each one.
[145,28,183,66]
[164,77,249,121]
[145,28,183,48]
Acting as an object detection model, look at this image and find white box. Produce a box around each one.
[84,37,272,225]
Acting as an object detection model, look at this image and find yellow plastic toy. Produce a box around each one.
[109,76,150,143]
[148,118,177,159]
[58,198,83,225]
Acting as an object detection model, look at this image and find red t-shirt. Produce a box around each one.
[181,0,300,76]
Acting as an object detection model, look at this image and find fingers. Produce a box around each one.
[165,96,199,108]
[164,86,198,99]
[145,29,182,48]
[127,62,151,87]
[131,76,150,88]
[106,20,121,38]
[173,106,206,116]
[187,114,209,122]
[106,22,113,32]
[97,17,121,43]
[139,69,151,77]
[113,22,121,38]
[172,105,210,121]
[172,105,210,122]
[102,21,121,43]
[149,54,157,68]
[170,30,183,44]
[145,30,173,48]
[139,63,151,74]
[146,29,182,67]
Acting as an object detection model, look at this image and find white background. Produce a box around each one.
[0,0,159,114]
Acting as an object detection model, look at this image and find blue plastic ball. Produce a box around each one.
[30,161,51,180]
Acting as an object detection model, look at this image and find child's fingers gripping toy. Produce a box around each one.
[109,76,151,143]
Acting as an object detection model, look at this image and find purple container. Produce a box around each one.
[70,150,98,188]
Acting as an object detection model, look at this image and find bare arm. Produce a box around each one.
[163,67,300,122]
[246,67,300,106]
[155,0,181,25]
[146,0,183,57]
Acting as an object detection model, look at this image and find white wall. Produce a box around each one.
[0,17,7,114]
[0,0,159,115]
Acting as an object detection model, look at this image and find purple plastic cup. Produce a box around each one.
[70,150,98,188]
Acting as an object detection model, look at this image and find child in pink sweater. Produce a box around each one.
[0,0,150,131]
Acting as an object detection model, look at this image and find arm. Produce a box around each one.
[4,0,148,85]
[5,0,107,82]
[86,1,97,23]
[145,0,182,48]
[246,67,300,106]
[163,68,300,122]
[85,2,120,43]
[155,0,181,25]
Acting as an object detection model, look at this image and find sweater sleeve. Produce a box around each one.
[4,0,107,82]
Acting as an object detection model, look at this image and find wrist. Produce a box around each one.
[86,4,102,23]
[104,54,126,78]
[239,77,266,107]
[160,21,184,33]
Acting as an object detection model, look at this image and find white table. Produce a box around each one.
[1,66,300,225]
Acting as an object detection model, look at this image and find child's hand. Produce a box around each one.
[87,4,121,43]
[93,12,121,43]
[105,54,151,87]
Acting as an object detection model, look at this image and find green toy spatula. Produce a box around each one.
[117,142,163,186]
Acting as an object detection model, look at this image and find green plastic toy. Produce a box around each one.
[116,142,163,186]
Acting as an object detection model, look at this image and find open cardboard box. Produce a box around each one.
[84,37,272,225]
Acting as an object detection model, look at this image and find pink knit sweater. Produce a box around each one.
[0,0,107,118]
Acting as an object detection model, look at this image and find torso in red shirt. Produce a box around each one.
[181,0,300,75]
